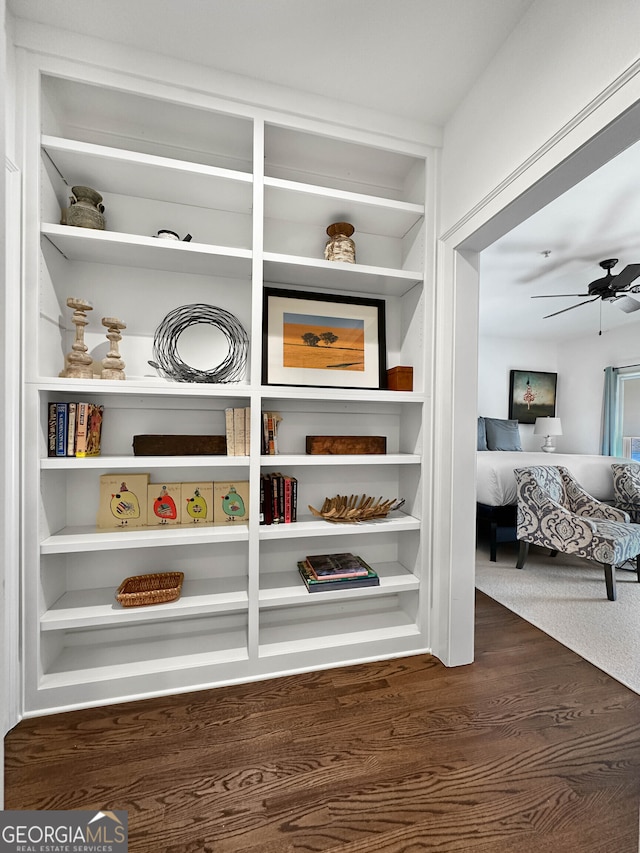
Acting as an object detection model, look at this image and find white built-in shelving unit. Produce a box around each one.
[19,64,435,714]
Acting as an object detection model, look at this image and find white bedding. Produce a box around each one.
[476,451,629,506]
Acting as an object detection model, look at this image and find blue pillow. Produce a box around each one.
[485,417,522,451]
[477,417,488,451]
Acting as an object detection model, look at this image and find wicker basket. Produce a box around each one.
[116,571,184,607]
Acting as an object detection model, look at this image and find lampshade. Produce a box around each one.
[533,417,562,436]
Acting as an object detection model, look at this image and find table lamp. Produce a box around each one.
[534,417,562,452]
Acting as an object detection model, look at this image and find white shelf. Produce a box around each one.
[41,223,252,277]
[264,176,424,237]
[42,135,253,213]
[260,607,420,658]
[33,377,252,398]
[260,453,420,466]
[263,252,422,296]
[260,386,424,403]
[42,454,249,470]
[258,513,420,540]
[41,628,248,688]
[41,523,250,554]
[41,577,248,631]
[259,561,419,608]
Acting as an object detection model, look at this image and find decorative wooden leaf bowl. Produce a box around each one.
[308,494,405,524]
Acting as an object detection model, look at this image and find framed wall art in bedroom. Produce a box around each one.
[509,369,557,423]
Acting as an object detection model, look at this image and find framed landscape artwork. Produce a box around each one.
[262,287,386,389]
[509,370,557,424]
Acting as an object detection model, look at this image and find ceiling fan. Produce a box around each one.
[532,258,640,318]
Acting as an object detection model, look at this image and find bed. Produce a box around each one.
[476,417,629,559]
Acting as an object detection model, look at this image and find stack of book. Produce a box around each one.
[225,407,250,456]
[262,411,281,455]
[297,553,380,592]
[48,401,104,457]
[260,472,297,524]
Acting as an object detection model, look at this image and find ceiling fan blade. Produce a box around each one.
[531,293,590,298]
[610,263,640,292]
[614,295,640,313]
[543,298,598,319]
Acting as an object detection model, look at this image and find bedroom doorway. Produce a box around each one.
[435,91,640,667]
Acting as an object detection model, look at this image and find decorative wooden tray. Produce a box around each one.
[308,494,405,523]
[116,571,184,607]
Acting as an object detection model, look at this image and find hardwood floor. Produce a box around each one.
[6,590,640,852]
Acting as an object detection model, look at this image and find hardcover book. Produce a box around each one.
[76,403,104,457]
[306,553,371,579]
[297,560,379,593]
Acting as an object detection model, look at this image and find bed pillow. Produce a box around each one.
[477,417,488,451]
[485,417,522,451]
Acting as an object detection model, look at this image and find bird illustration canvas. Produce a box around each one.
[97,473,149,529]
[180,482,214,524]
[214,481,249,525]
[147,483,181,526]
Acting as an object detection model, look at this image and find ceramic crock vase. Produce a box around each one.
[66,186,106,230]
[324,222,356,263]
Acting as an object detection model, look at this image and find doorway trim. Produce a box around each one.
[430,67,640,667]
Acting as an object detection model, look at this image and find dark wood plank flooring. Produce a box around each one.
[5,590,640,852]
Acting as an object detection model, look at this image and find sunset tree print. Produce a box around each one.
[283,312,365,371]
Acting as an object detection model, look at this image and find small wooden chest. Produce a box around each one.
[305,435,387,455]
[133,435,227,456]
[386,366,413,391]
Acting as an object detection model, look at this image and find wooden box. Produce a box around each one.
[133,435,227,456]
[386,366,413,391]
[306,436,387,455]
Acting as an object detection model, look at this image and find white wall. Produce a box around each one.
[441,0,640,235]
[478,323,640,456]
[477,335,558,451]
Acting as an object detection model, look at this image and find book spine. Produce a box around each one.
[66,401,77,456]
[55,403,68,456]
[290,476,297,522]
[77,403,104,457]
[244,407,250,456]
[234,407,246,457]
[284,476,292,523]
[271,473,280,523]
[225,407,235,456]
[47,402,57,457]
[74,402,89,456]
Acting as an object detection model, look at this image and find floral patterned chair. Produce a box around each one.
[611,462,640,524]
[514,465,640,601]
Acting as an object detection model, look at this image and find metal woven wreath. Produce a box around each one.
[148,303,249,383]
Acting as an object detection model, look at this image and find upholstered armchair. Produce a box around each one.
[514,465,640,601]
[611,462,640,524]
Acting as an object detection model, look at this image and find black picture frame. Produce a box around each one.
[509,369,557,424]
[262,287,386,389]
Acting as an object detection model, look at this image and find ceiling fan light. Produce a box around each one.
[615,295,640,313]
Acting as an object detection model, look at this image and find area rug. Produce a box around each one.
[475,540,640,694]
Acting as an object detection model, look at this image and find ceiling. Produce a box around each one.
[480,138,640,341]
[8,0,533,126]
[9,0,640,343]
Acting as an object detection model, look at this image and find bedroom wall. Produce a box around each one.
[477,335,559,452]
[479,322,640,456]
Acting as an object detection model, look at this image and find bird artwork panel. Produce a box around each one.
[147,483,181,526]
[97,473,150,529]
[180,482,214,524]
[214,481,249,524]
